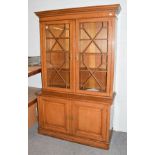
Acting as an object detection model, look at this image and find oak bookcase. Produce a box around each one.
[35,4,120,149]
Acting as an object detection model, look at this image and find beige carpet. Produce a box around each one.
[29,124,127,155]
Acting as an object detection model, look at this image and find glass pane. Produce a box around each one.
[80,53,107,70]
[79,21,108,92]
[96,28,107,39]
[45,23,70,88]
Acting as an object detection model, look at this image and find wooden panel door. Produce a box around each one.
[40,20,75,92]
[38,96,71,134]
[75,18,113,96]
[72,100,108,141]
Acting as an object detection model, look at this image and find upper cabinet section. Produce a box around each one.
[76,18,110,95]
[35,4,121,21]
[41,20,74,92]
[45,22,70,89]
[36,4,120,97]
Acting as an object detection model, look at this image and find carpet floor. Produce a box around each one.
[29,124,127,155]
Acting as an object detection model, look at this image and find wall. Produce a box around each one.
[28,0,127,132]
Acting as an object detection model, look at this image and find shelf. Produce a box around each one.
[28,87,41,107]
[46,37,69,39]
[80,67,107,72]
[46,50,69,53]
[28,61,41,128]
[47,84,70,89]
[47,67,107,72]
[47,67,70,71]
[80,38,107,41]
[79,52,107,55]
[28,66,41,77]
[80,87,106,92]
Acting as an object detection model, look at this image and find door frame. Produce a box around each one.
[71,100,108,141]
[38,96,71,134]
[75,18,114,97]
[40,20,76,93]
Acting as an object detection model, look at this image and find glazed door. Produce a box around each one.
[38,96,71,134]
[75,18,112,96]
[41,20,75,92]
[72,100,107,141]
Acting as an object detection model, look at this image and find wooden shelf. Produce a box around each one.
[80,38,108,41]
[47,50,69,53]
[28,87,41,128]
[28,66,41,77]
[28,64,41,128]
[80,67,107,72]
[28,65,41,106]
[28,87,41,107]
[46,37,69,39]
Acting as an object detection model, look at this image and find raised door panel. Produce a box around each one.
[75,18,113,96]
[72,100,108,141]
[40,20,75,92]
[38,96,70,134]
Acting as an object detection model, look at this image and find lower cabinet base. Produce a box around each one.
[38,127,111,150]
[37,92,115,150]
